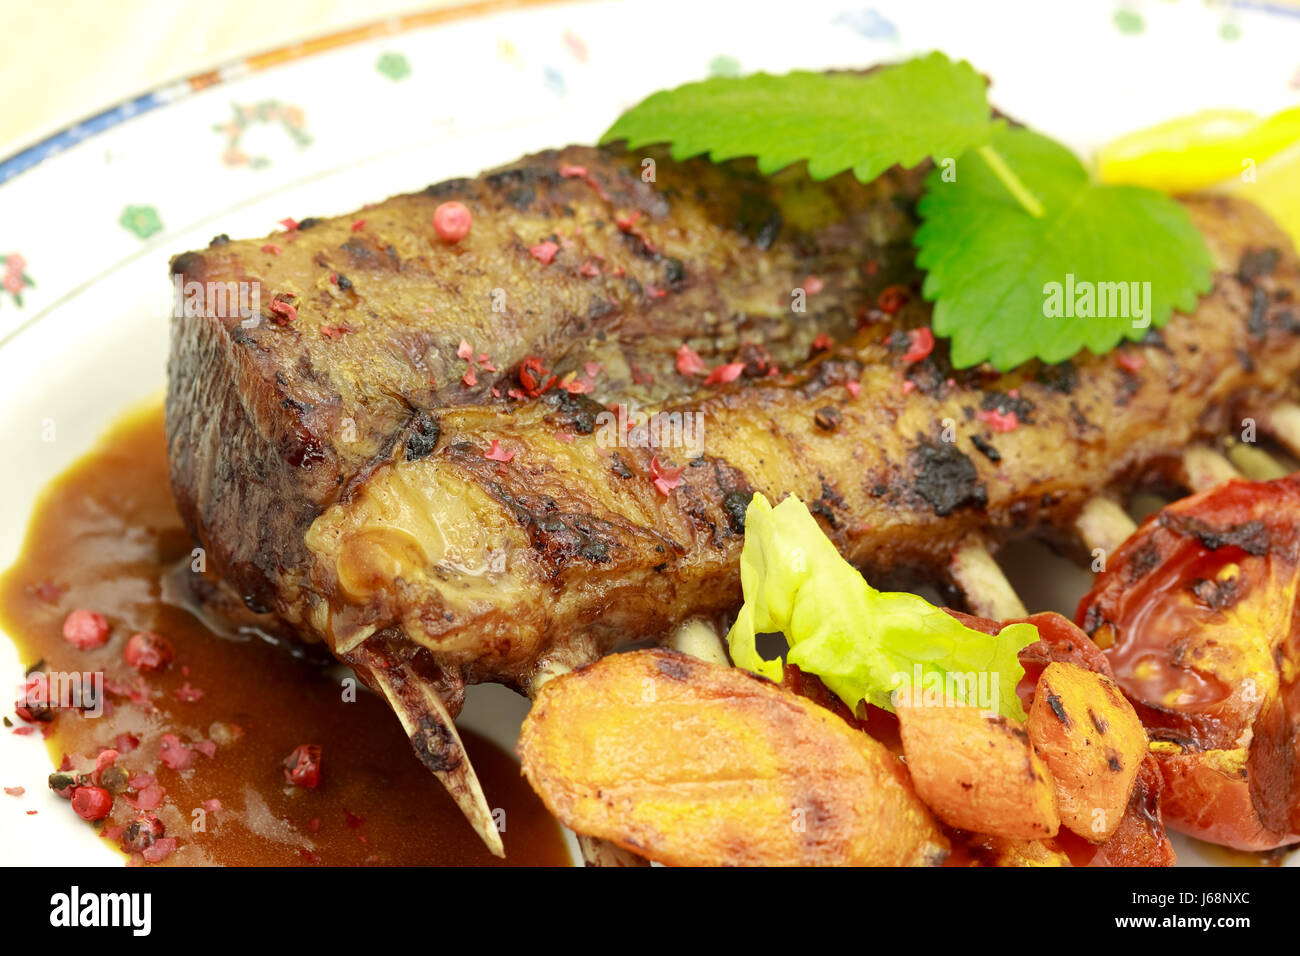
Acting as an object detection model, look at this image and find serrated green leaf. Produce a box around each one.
[915,127,1214,370]
[601,52,998,182]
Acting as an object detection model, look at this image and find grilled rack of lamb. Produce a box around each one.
[166,137,1300,856]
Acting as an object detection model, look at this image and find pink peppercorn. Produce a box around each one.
[1116,351,1145,372]
[142,837,178,863]
[977,407,1020,432]
[433,201,472,242]
[529,240,559,265]
[124,631,174,672]
[901,327,935,364]
[158,733,194,771]
[62,609,109,650]
[283,744,322,789]
[120,815,164,853]
[71,786,113,821]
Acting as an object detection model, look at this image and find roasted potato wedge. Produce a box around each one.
[896,700,1060,840]
[518,649,948,866]
[1028,662,1148,842]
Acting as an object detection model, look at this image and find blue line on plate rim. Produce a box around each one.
[0,92,174,187]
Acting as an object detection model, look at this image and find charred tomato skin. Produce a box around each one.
[1077,476,1300,851]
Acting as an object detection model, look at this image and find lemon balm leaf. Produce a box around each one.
[726,494,1036,721]
[915,127,1214,370]
[600,52,998,182]
[602,60,1215,372]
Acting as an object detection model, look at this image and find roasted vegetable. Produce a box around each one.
[895,699,1059,840]
[517,648,948,866]
[1027,662,1148,842]
[1078,475,1300,850]
[956,835,1072,868]
[1085,754,1179,867]
[952,754,1175,867]
[942,608,1177,865]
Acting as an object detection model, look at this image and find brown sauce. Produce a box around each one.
[0,403,569,866]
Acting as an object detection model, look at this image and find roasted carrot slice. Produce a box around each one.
[518,649,948,866]
[1087,753,1177,866]
[1027,662,1147,842]
[896,701,1060,840]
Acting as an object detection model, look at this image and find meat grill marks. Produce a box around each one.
[167,142,1300,854]
[168,144,924,625]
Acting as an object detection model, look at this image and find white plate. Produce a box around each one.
[2,0,1298,866]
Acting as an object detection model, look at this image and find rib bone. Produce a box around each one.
[670,618,731,666]
[1224,438,1290,481]
[1180,445,1243,491]
[365,660,505,858]
[1074,496,1138,556]
[576,834,653,867]
[1256,400,1300,458]
[949,535,1027,619]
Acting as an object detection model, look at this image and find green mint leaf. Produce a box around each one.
[915,127,1215,370]
[600,52,998,182]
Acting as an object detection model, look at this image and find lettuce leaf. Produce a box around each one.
[726,494,1036,721]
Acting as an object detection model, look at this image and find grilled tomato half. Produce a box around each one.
[1077,476,1300,851]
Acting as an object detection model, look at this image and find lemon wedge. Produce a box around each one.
[1097,107,1300,246]
[1230,140,1300,248]
[1098,107,1300,193]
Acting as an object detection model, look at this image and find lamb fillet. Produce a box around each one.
[166,143,1300,849]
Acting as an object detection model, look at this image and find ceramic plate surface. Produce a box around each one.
[2,0,1298,865]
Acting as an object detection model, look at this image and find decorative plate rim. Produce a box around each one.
[0,0,593,187]
[3,0,1297,187]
